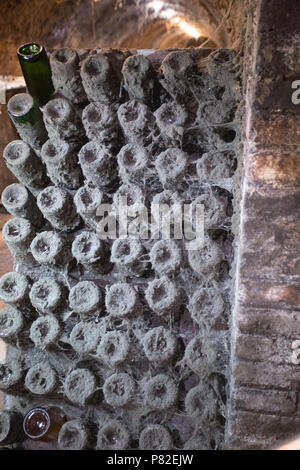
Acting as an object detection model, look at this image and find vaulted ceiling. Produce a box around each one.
[0,0,246,75]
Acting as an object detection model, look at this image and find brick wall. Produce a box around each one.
[227,0,300,450]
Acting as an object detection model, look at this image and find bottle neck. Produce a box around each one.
[17,42,55,106]
[18,43,44,62]
[7,93,37,124]
[23,407,66,441]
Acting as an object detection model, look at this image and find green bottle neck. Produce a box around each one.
[17,42,55,106]
[18,43,43,62]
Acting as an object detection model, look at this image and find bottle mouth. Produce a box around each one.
[23,408,51,439]
[7,93,34,118]
[18,43,43,62]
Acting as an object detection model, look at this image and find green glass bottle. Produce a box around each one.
[17,42,54,106]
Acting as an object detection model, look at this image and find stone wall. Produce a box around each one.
[227,0,300,450]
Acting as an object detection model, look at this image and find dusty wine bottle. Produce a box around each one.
[1,183,43,227]
[30,231,73,267]
[7,93,48,155]
[74,182,106,229]
[2,217,35,263]
[43,97,85,142]
[41,139,82,190]
[0,306,31,349]
[68,281,102,318]
[3,140,48,192]
[0,410,25,446]
[58,419,94,450]
[110,237,147,277]
[0,307,24,347]
[17,42,54,106]
[24,362,58,396]
[0,357,25,395]
[63,368,98,406]
[29,315,61,350]
[0,272,31,309]
[80,53,120,104]
[50,48,87,104]
[72,230,111,274]
[29,277,65,314]
[36,186,81,232]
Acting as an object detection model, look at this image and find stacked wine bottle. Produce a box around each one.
[0,43,240,449]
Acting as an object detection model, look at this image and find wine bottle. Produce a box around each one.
[0,411,25,446]
[72,230,111,274]
[7,93,47,155]
[36,186,81,232]
[58,419,94,450]
[3,140,48,192]
[0,357,25,395]
[41,139,82,190]
[17,42,54,106]
[1,183,43,226]
[23,407,66,441]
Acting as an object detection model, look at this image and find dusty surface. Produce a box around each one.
[0,45,241,450]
